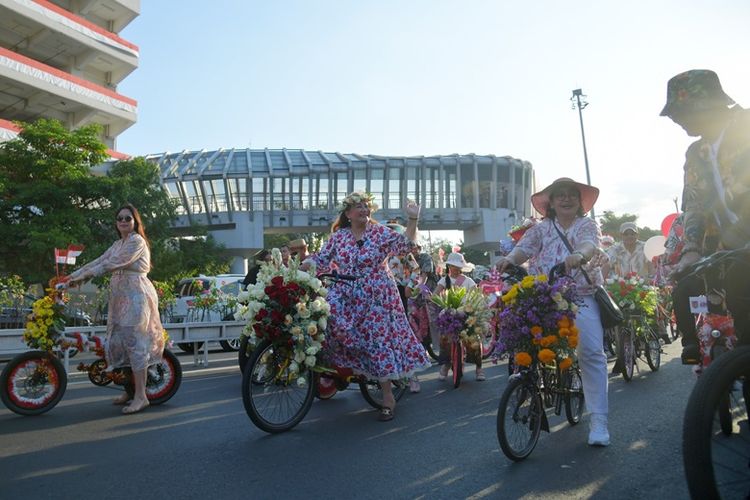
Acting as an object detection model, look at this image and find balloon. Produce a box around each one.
[644,235,667,261]
[661,213,679,238]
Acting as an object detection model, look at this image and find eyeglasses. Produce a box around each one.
[551,190,580,200]
[116,215,133,222]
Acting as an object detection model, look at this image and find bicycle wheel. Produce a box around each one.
[497,377,543,461]
[564,367,585,425]
[421,338,439,362]
[220,338,241,352]
[683,345,750,499]
[359,379,407,409]
[145,349,182,405]
[87,358,112,386]
[0,351,67,416]
[617,326,635,381]
[242,340,314,433]
[603,328,617,358]
[452,340,464,388]
[644,327,661,372]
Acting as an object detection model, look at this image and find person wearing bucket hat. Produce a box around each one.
[301,191,431,421]
[433,252,486,381]
[660,70,750,364]
[496,177,611,446]
[605,222,653,279]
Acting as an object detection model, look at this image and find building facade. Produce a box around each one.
[0,0,138,152]
[147,149,535,273]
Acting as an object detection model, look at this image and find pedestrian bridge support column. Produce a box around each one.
[462,209,518,263]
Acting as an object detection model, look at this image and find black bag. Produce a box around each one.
[594,285,624,329]
[552,222,624,329]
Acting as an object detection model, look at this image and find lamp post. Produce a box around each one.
[571,88,595,219]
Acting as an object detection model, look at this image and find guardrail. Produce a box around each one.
[0,321,246,371]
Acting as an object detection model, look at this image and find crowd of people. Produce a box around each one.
[60,69,748,459]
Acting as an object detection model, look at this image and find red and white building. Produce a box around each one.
[0,0,138,153]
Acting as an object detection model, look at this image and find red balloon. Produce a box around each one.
[661,213,679,237]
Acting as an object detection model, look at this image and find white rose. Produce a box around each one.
[289,361,299,373]
[294,351,306,363]
[297,376,307,388]
[304,355,317,367]
[305,346,319,355]
[307,323,318,336]
[298,308,311,319]
[318,317,327,331]
[290,326,302,336]
[318,288,328,298]
[284,314,294,325]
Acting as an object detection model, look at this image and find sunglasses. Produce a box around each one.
[116,215,133,222]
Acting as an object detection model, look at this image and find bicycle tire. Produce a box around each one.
[242,340,314,433]
[87,358,112,386]
[644,327,661,372]
[497,377,543,461]
[220,338,241,352]
[422,338,439,362]
[121,349,183,405]
[564,367,585,426]
[617,326,635,381]
[683,345,750,499]
[359,379,407,409]
[0,351,67,416]
[452,340,463,388]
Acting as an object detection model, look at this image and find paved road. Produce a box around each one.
[0,342,693,499]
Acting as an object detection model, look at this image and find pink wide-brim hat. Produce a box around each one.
[530,177,600,217]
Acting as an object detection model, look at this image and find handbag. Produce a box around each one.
[552,222,624,329]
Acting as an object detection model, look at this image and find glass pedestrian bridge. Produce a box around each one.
[146,149,534,273]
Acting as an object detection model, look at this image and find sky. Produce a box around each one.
[116,0,750,232]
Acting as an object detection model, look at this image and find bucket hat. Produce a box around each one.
[659,69,735,117]
[530,177,599,217]
[444,252,474,272]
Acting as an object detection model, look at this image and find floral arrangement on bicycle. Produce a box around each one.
[235,255,330,386]
[604,273,658,318]
[23,280,67,351]
[492,273,581,370]
[431,287,492,352]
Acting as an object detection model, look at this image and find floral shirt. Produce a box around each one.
[681,107,750,253]
[606,241,653,279]
[312,222,431,380]
[514,217,603,295]
[388,253,420,288]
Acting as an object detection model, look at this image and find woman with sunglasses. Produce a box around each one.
[65,204,165,415]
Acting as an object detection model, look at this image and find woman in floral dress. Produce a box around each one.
[66,204,164,415]
[309,192,431,421]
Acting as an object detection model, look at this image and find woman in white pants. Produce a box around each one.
[496,177,610,447]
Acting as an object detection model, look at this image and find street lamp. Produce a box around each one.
[570,88,595,220]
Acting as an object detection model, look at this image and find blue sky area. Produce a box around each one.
[116,1,750,231]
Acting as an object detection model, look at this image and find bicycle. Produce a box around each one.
[615,312,662,381]
[0,329,181,416]
[495,263,585,461]
[679,247,750,498]
[241,273,407,433]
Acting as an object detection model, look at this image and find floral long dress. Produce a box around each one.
[68,233,164,371]
[312,223,431,380]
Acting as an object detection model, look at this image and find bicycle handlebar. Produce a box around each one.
[674,247,750,281]
[317,272,359,282]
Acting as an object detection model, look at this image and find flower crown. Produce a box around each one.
[336,191,378,213]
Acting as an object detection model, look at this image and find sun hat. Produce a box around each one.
[659,69,735,117]
[530,177,599,217]
[288,238,307,248]
[619,222,639,234]
[444,252,475,272]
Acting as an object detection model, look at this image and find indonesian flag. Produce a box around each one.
[66,244,85,264]
[54,248,68,264]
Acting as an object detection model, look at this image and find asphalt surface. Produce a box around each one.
[0,341,694,500]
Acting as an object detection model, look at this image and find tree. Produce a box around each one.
[598,210,661,241]
[0,119,229,285]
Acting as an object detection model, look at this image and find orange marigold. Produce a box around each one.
[558,327,571,337]
[559,357,573,370]
[568,336,579,348]
[540,335,558,347]
[570,325,580,335]
[538,348,556,364]
[514,351,532,367]
[557,317,570,328]
[530,325,543,336]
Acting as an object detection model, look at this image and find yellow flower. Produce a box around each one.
[521,276,536,289]
[535,274,548,283]
[514,351,532,367]
[538,348,556,364]
[559,357,573,371]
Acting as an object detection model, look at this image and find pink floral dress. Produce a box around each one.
[514,217,603,295]
[313,223,431,380]
[69,233,164,371]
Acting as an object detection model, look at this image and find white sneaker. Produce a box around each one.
[588,413,610,447]
[438,364,449,381]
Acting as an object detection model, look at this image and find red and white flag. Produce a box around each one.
[54,248,68,264]
[66,244,85,264]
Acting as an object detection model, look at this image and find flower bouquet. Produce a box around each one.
[509,218,538,242]
[431,287,492,353]
[235,254,330,386]
[492,273,581,370]
[24,284,67,351]
[604,273,658,318]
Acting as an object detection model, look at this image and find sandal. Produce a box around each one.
[377,406,394,422]
[112,394,131,405]
[122,399,150,415]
